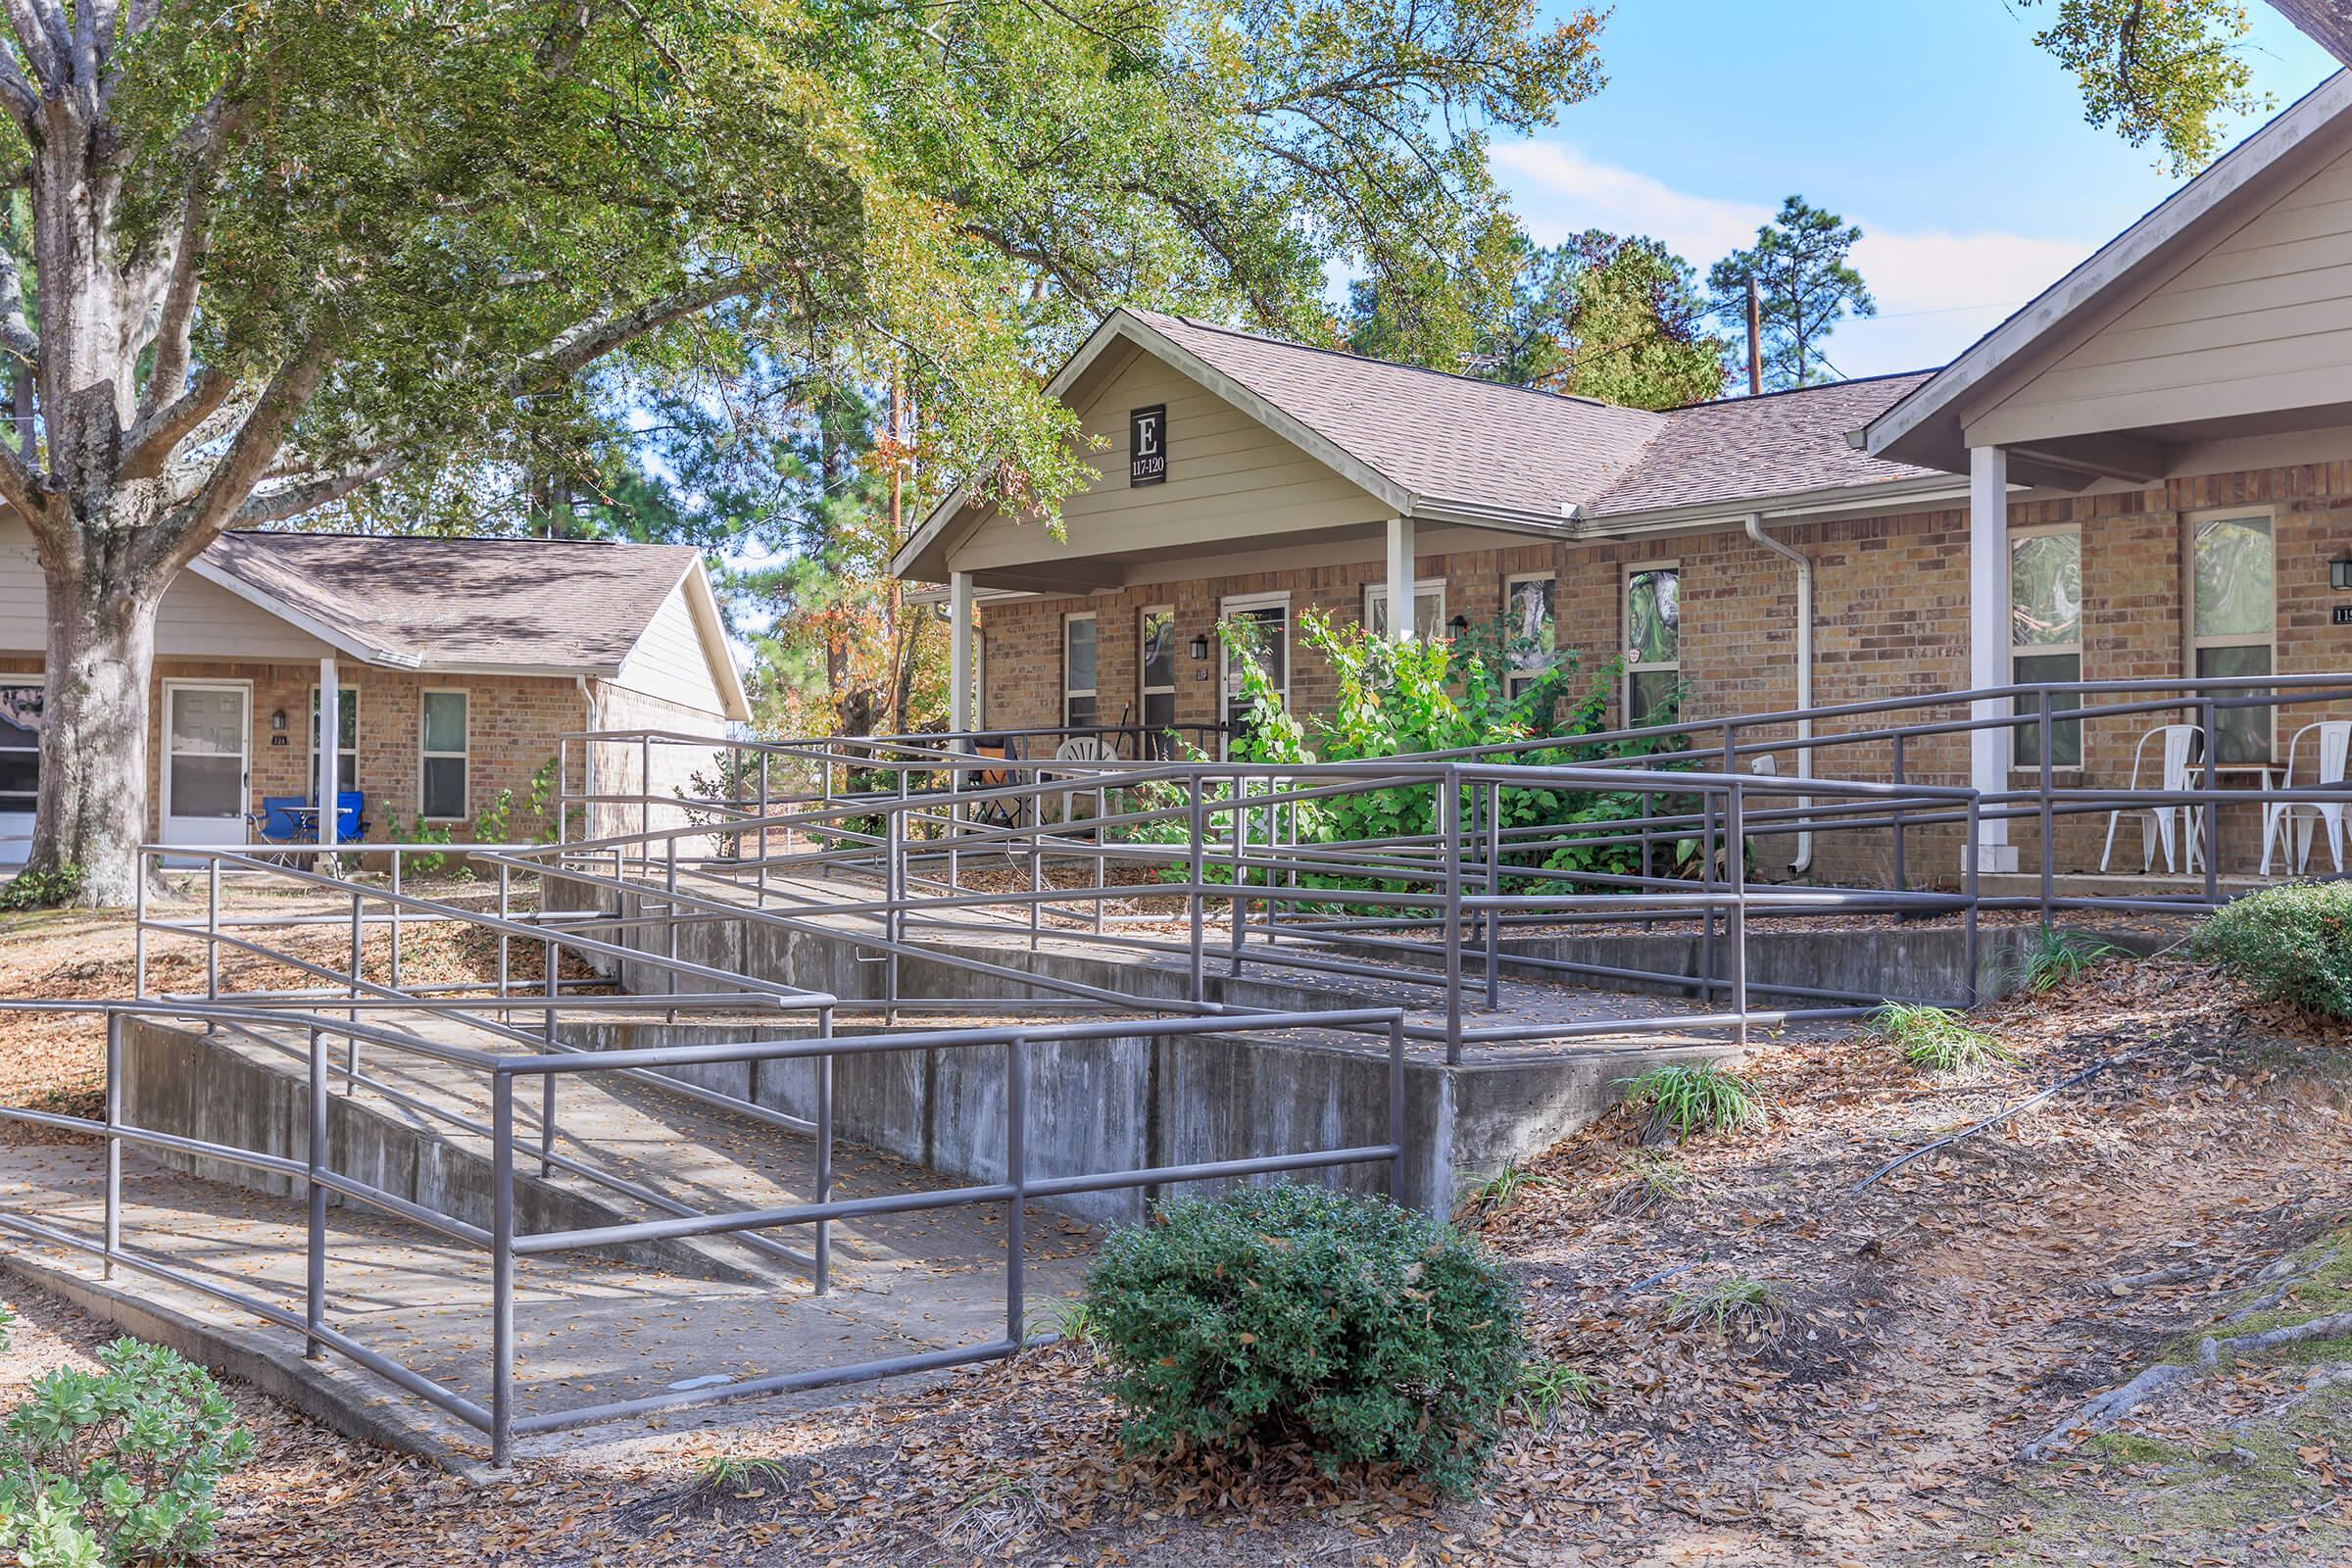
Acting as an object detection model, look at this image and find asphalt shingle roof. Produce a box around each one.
[1127,310,1941,523]
[198,531,700,670]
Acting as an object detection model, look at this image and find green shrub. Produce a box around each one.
[0,1337,252,1566]
[1869,1003,2015,1075]
[2190,882,2352,1019]
[0,862,82,911]
[1083,1183,1525,1495]
[1618,1061,1764,1141]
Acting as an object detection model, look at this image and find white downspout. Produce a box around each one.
[1743,513,1814,875]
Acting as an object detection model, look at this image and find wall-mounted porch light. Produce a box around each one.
[270,709,287,732]
[1189,634,1210,661]
[2333,554,2352,592]
[1446,613,1470,637]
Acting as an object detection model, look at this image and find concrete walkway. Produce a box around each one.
[0,1004,1092,1463]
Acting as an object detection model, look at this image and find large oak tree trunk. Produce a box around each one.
[27,537,164,906]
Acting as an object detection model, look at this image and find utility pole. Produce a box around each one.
[1746,273,1762,397]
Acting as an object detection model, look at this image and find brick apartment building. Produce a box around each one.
[0,528,746,860]
[898,72,2352,885]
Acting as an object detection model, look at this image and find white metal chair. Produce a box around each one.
[2100,723,2205,875]
[1050,734,1114,828]
[2262,720,2351,876]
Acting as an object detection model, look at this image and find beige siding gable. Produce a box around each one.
[948,341,1391,574]
[612,576,730,716]
[1972,141,2352,446]
[0,514,333,661]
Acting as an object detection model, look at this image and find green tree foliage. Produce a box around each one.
[2019,0,2271,174]
[1347,229,1726,409]
[0,0,1610,902]
[1707,197,1876,391]
[1083,1184,1526,1495]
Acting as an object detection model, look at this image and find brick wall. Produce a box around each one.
[975,457,2352,888]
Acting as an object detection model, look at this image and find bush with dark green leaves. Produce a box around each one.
[0,1337,253,1566]
[2190,881,2352,1019]
[1082,1183,1525,1495]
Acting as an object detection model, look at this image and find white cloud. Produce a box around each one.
[1488,139,2099,376]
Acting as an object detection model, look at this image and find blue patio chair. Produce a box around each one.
[248,795,309,845]
[334,790,370,842]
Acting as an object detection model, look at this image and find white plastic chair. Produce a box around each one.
[2100,724,2204,875]
[1050,735,1114,828]
[2262,720,2351,876]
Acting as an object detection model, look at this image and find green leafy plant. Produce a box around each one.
[0,861,83,911]
[1618,1061,1764,1142]
[2014,928,2120,993]
[0,1337,253,1566]
[525,757,581,845]
[1666,1276,1788,1336]
[0,1303,13,1351]
[2189,882,2352,1018]
[1083,1183,1525,1496]
[377,806,462,878]
[1869,1003,2015,1075]
[1514,1359,1601,1426]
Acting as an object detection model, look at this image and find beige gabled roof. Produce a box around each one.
[189,532,748,716]
[1131,310,1669,521]
[895,308,1957,582]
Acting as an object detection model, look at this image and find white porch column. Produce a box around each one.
[1966,444,2015,872]
[317,657,339,852]
[1384,515,1416,641]
[948,570,974,738]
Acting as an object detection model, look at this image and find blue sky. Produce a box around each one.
[1494,0,2341,377]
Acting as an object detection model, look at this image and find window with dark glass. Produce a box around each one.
[420,690,468,818]
[311,686,359,792]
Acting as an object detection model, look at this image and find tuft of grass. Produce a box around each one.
[1023,1298,1100,1347]
[1618,1062,1765,1142]
[1603,1152,1690,1217]
[694,1453,793,1498]
[1514,1358,1601,1425]
[1666,1276,1788,1336]
[1461,1158,1555,1216]
[1870,1003,2016,1075]
[2014,927,2121,993]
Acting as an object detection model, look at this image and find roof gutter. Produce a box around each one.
[1742,513,1813,876]
[1572,475,1970,540]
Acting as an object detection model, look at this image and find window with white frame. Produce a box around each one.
[1624,564,1680,726]
[1062,612,1098,729]
[2187,512,2276,764]
[1139,606,1176,759]
[1362,579,1446,641]
[1503,573,1556,699]
[310,685,359,793]
[0,682,42,866]
[2010,527,2082,769]
[419,690,469,819]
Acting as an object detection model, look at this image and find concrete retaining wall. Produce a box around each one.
[118,1018,768,1284]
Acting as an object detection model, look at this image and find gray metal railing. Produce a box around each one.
[0,998,1405,1466]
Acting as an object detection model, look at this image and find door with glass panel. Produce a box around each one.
[161,682,251,848]
[1139,607,1177,760]
[1219,596,1289,753]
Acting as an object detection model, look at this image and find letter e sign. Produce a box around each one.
[1130,405,1167,485]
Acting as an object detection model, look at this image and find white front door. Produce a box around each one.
[161,682,250,849]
